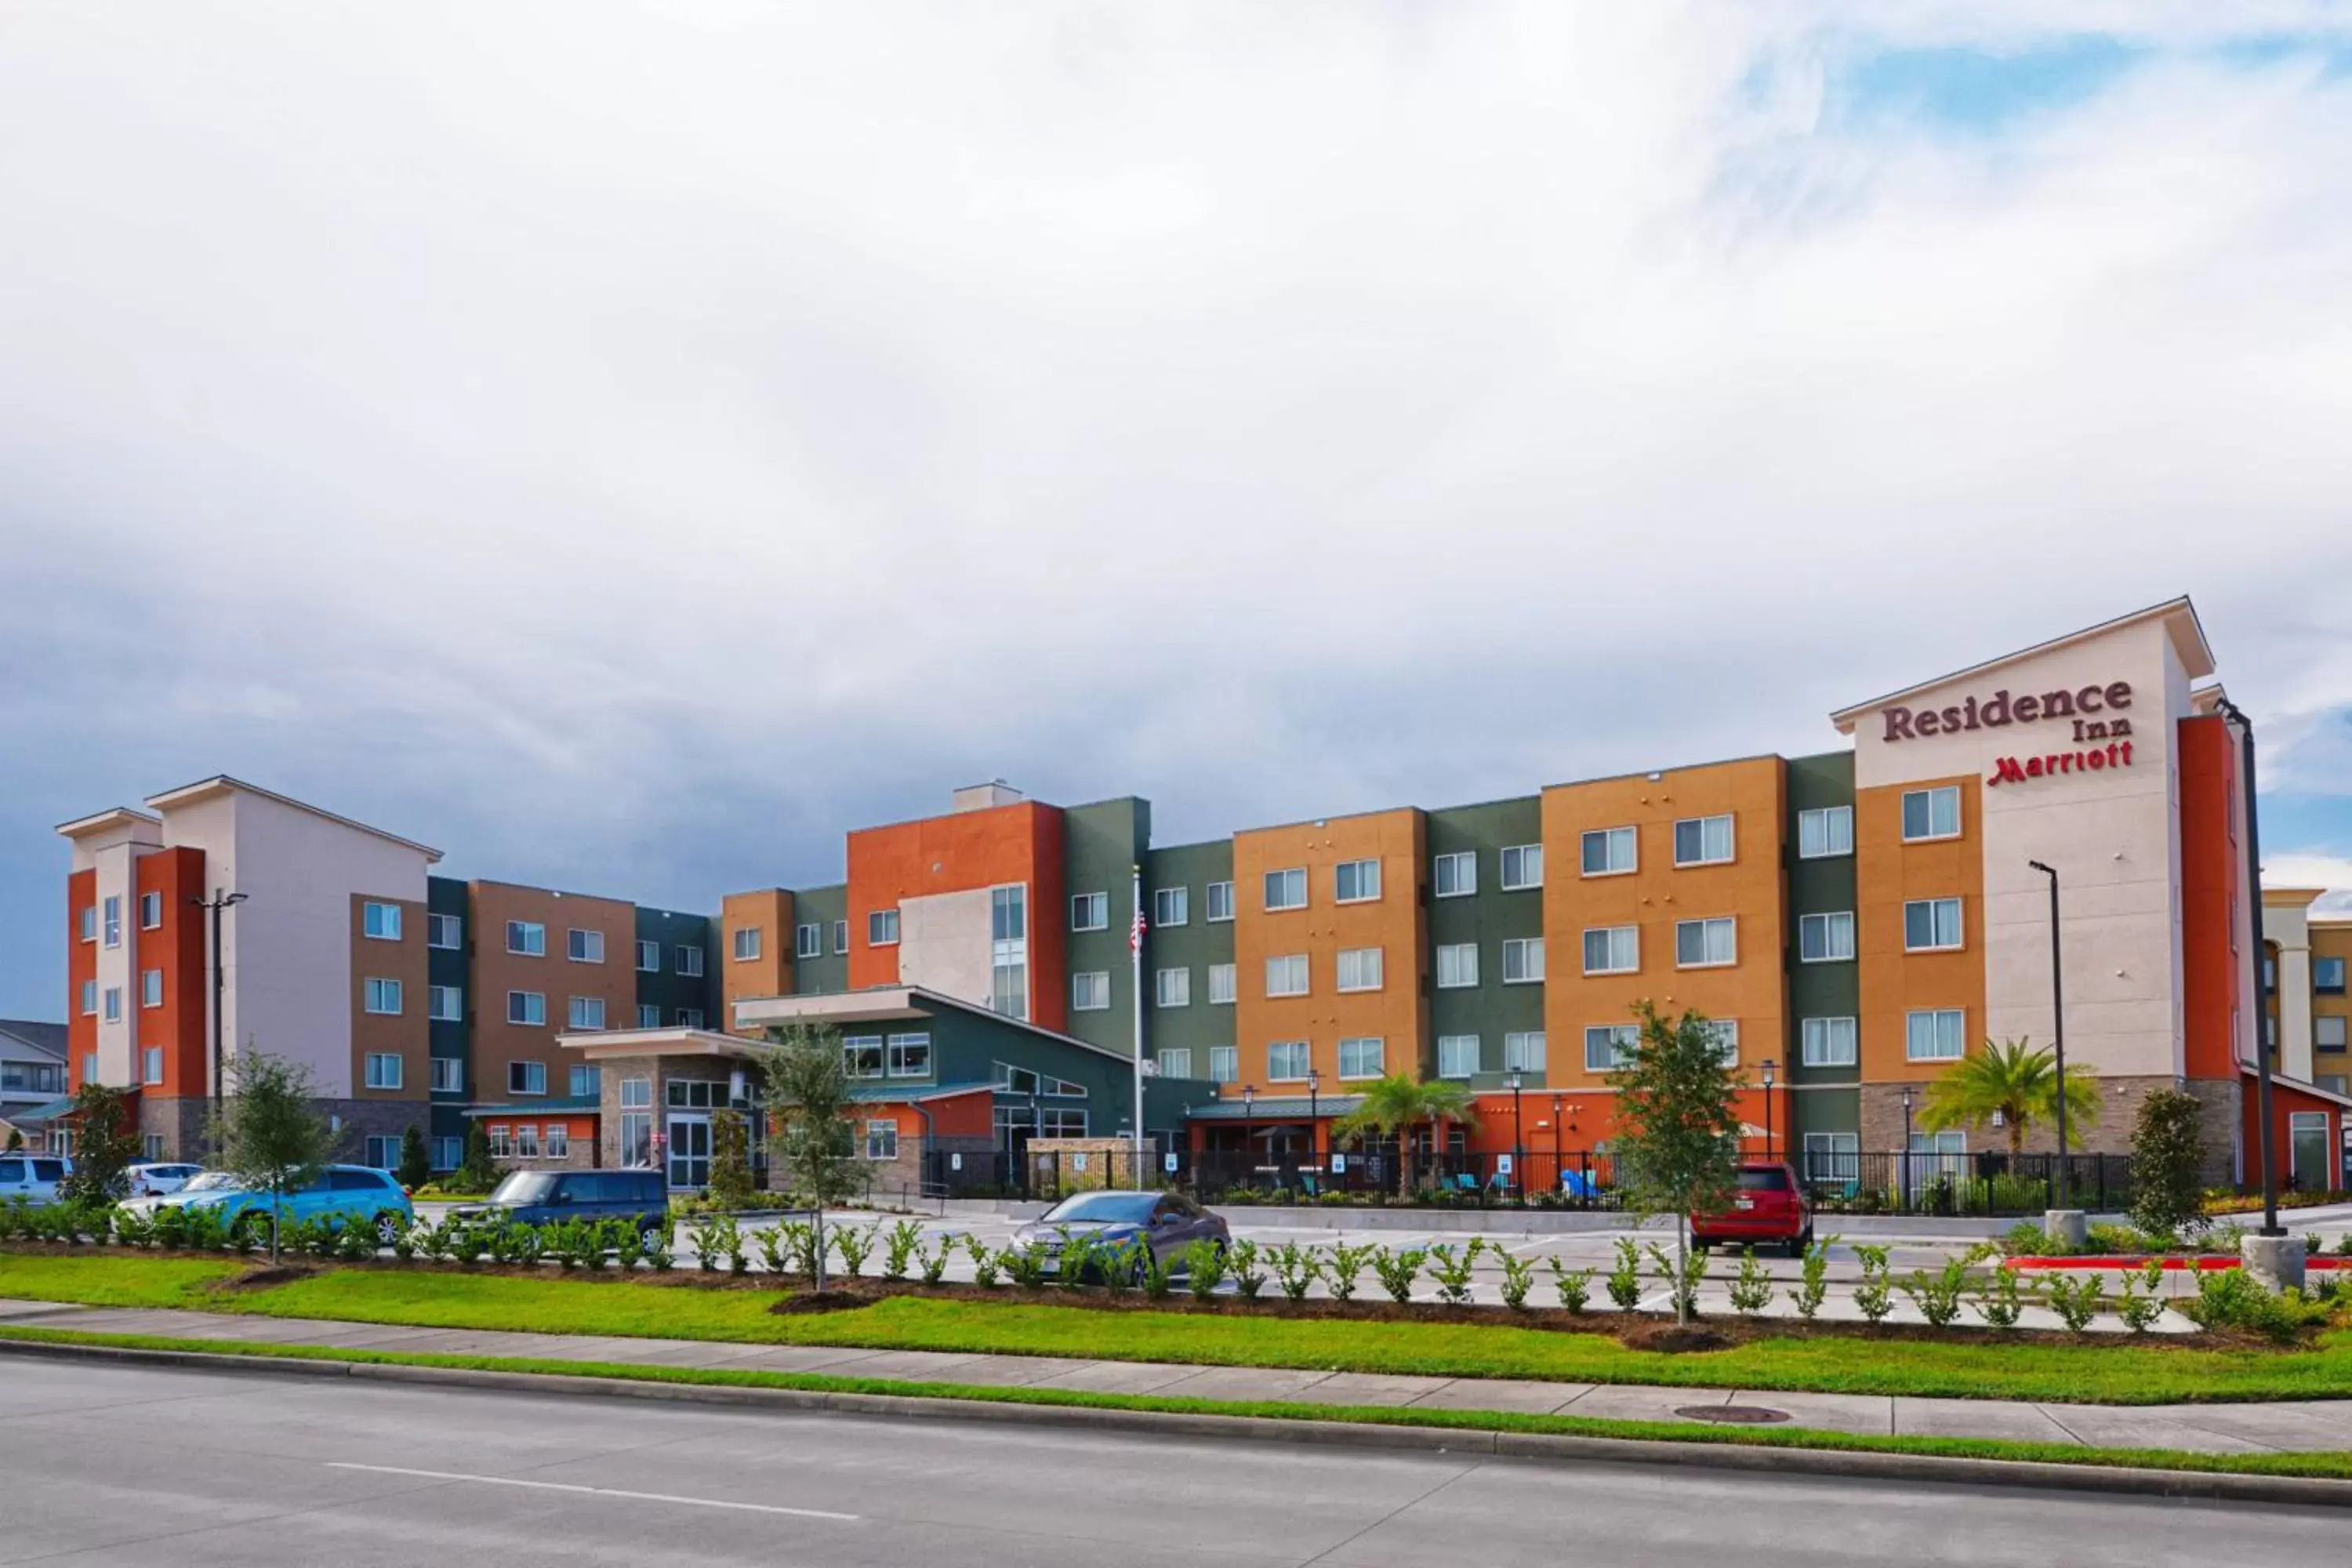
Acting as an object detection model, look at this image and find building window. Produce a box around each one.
[365,1053,403,1090]
[570,1065,601,1098]
[1504,1030,1547,1073]
[1581,927,1638,976]
[142,1046,164,1086]
[142,1133,165,1161]
[102,987,122,1023]
[1208,1045,1239,1083]
[506,920,546,956]
[140,891,162,929]
[637,1004,660,1029]
[80,979,96,1017]
[1901,786,1962,842]
[516,1124,542,1159]
[1268,1040,1312,1080]
[676,946,705,977]
[2318,1016,2348,1053]
[1207,963,1237,1005]
[1672,815,1735,866]
[1801,1016,1858,1067]
[833,920,848,953]
[836,1033,878,1076]
[796,923,820,959]
[1157,1047,1193,1079]
[510,1060,548,1095]
[1338,1037,1383,1079]
[1580,828,1635,877]
[1156,967,1192,1008]
[1904,898,1964,953]
[733,927,762,962]
[1334,859,1381,903]
[620,1077,652,1109]
[1206,881,1236,922]
[1584,1024,1637,1072]
[1154,886,1189,927]
[1503,937,1545,984]
[363,902,403,941]
[78,1054,96,1088]
[1263,867,1307,911]
[1433,851,1475,897]
[1675,918,1737,968]
[432,1136,463,1171]
[78,906,96,943]
[430,1058,464,1093]
[1436,943,1479,989]
[1906,1009,1965,1062]
[103,895,122,948]
[1071,892,1108,931]
[1699,1019,1738,1065]
[677,1007,704,1028]
[2316,957,2347,996]
[1797,806,1853,859]
[429,913,463,950]
[634,939,659,972]
[568,996,605,1030]
[506,990,546,1026]
[140,968,163,1008]
[429,985,463,1022]
[488,1125,512,1159]
[559,927,601,964]
[865,1120,900,1160]
[887,1033,931,1077]
[1073,971,1112,1012]
[1335,947,1384,993]
[1802,1132,1860,1183]
[869,909,900,946]
[363,978,403,1015]
[1437,1035,1479,1079]
[1500,844,1544,890]
[363,1135,397,1169]
[1798,911,1856,963]
[1265,953,1310,997]
[546,1124,570,1160]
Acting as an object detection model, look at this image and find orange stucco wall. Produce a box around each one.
[1854,774,1987,1084]
[66,868,95,1082]
[721,888,793,1036]
[845,800,1067,1030]
[2178,715,2245,1082]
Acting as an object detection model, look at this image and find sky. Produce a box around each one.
[3,2,2351,1019]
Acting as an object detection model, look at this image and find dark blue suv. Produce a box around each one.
[454,1169,670,1250]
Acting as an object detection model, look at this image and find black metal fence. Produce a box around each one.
[1794,1150,2134,1218]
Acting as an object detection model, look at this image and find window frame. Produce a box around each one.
[567,995,606,1030]
[1675,916,1738,969]
[868,909,901,947]
[1263,867,1308,912]
[1502,937,1546,985]
[675,945,704,977]
[1503,1029,1547,1073]
[139,891,163,929]
[362,902,403,942]
[142,1045,164,1086]
[1153,886,1190,927]
[1905,1008,1966,1062]
[1581,926,1638,976]
[1671,815,1736,868]
[1208,1045,1239,1084]
[430,1057,464,1094]
[506,920,546,957]
[1336,1036,1384,1080]
[1583,1024,1637,1072]
[1901,786,1963,844]
[1499,843,1544,891]
[506,989,547,1027]
[1267,1040,1312,1081]
[1904,898,1965,953]
[1265,953,1311,997]
[1071,971,1112,1012]
[1205,881,1236,922]
[1798,910,1857,964]
[363,977,403,1016]
[887,1033,932,1079]
[864,1120,900,1161]
[1432,851,1476,898]
[140,967,164,1009]
[1070,892,1109,932]
[508,1060,549,1096]
[1334,859,1381,905]
[795,923,820,959]
[2315,1015,2347,1053]
[567,927,604,964]
[2314,956,2346,996]
[1797,805,1854,860]
[1335,946,1385,993]
[1435,942,1479,989]
[1579,827,1635,878]
[1156,967,1191,1008]
[733,926,762,963]
[1156,1047,1194,1080]
[1207,962,1237,1005]
[103,895,122,948]
[1436,1034,1479,1079]
[364,1052,403,1091]
[636,939,660,972]
[1800,1015,1858,1068]
[427,913,463,951]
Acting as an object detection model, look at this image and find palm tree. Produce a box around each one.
[1917,1037,2100,1158]
[1331,1074,1480,1199]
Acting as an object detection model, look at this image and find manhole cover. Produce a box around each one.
[1675,1405,1790,1425]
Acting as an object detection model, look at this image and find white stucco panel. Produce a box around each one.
[897,887,995,1012]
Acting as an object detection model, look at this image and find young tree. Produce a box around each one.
[57,1083,142,1204]
[394,1124,432,1190]
[1606,1000,1745,1325]
[1917,1037,2100,1158]
[706,1108,755,1210]
[4,1127,22,1152]
[1330,1073,1479,1199]
[217,1052,336,1263]
[456,1120,499,1192]
[2129,1085,2207,1240]
[755,1022,865,1290]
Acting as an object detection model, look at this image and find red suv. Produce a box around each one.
[1691,1161,1813,1256]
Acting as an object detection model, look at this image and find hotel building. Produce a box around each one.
[45,598,2350,1189]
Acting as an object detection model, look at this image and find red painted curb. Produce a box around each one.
[2007,1255,2347,1272]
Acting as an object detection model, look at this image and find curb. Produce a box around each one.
[7,1335,2352,1508]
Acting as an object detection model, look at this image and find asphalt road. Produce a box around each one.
[5,1360,2348,1565]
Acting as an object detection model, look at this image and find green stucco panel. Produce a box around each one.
[786,884,848,996]
[1060,799,1152,1058]
[1141,837,1236,1073]
[1785,750,1859,1089]
[1425,797,1545,1083]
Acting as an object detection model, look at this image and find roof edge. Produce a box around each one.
[143,775,443,862]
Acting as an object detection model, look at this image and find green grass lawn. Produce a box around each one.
[6,1250,2352,1405]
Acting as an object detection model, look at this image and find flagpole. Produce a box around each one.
[1131,862,1146,1189]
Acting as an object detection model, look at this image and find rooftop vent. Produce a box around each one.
[951,780,1025,814]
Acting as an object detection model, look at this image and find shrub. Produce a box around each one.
[1497,1250,1536,1311]
[1643,1240,1706,1322]
[644,1227,675,1271]
[605,1218,643,1272]
[332,1217,376,1263]
[684,1212,738,1273]
[1605,1238,1644,1312]
[389,1218,419,1263]
[1900,1257,1970,1328]
[1371,1245,1425,1304]
[2178,1268,2336,1344]
[1727,1247,1773,1316]
[2306,1232,2323,1257]
[1851,1243,1894,1323]
[1425,1240,1482,1306]
[755,1221,794,1277]
[2043,1273,2106,1334]
[112,1207,156,1250]
[1976,1265,2026,1330]
[2085,1222,2150,1255]
[1549,1258,1595,1313]
[913,1236,953,1286]
[1136,1240,1177,1301]
[1788,1236,1831,1320]
[2002,1219,2055,1257]
[148,1206,187,1250]
[2129,1086,2207,1240]
[1228,1239,1268,1300]
[1323,1243,1374,1302]
[1270,1243,1320,1302]
[1003,1241,1051,1290]
[2116,1260,2166,1334]
[880,1220,924,1282]
[183,1206,230,1254]
[829,1222,877,1279]
[1182,1239,1229,1299]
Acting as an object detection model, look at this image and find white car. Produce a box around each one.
[0,1152,71,1204]
[126,1163,203,1198]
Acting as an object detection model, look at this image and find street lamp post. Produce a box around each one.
[1900,1085,1915,1213]
[2216,695,2285,1239]
[1507,1073,1524,1200]
[2027,859,2071,1209]
[1551,1092,1564,1192]
[1241,1083,1255,1178]
[1760,1058,1777,1163]
[1305,1068,1321,1173]
[191,888,248,1160]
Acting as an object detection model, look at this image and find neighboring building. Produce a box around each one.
[48,598,2347,1191]
[2260,891,2352,1186]
[0,1019,67,1117]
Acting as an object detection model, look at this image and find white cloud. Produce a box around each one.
[3,3,2352,1008]
[2261,856,2352,915]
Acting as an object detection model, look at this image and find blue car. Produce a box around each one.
[138,1165,415,1247]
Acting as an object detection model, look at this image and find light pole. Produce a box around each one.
[2027,859,2070,1208]
[1759,1058,1777,1163]
[2216,695,2284,1239]
[1551,1091,1563,1191]
[191,888,248,1160]
[1305,1067,1321,1171]
[1507,1072,1524,1200]
[1240,1083,1255,1175]
[1900,1084,1915,1212]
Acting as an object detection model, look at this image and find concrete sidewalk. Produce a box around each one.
[5,1295,2350,1456]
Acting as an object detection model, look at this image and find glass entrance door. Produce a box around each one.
[2288,1112,2328,1190]
[668,1115,710,1190]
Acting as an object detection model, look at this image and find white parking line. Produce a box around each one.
[326,1463,859,1520]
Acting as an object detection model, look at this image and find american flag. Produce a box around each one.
[1130,903,1147,954]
